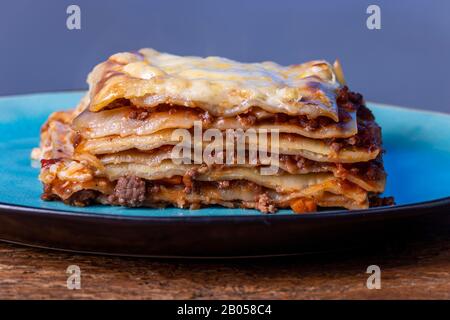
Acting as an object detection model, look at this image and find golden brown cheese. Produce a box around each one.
[87,49,342,120]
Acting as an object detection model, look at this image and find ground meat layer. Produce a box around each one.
[107,175,146,207]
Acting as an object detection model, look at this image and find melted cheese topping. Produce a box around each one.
[88,49,342,120]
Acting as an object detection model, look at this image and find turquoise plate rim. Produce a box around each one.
[0,90,449,221]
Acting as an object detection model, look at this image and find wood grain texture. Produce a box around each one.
[0,216,449,300]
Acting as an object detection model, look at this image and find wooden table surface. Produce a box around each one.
[0,215,449,300]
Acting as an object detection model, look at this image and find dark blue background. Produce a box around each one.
[1,0,449,112]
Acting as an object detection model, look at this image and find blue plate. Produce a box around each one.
[0,91,449,257]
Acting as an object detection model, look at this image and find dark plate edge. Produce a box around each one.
[1,196,449,223]
[0,237,327,259]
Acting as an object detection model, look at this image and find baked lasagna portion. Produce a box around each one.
[33,48,393,213]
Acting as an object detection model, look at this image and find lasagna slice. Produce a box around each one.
[33,49,393,213]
